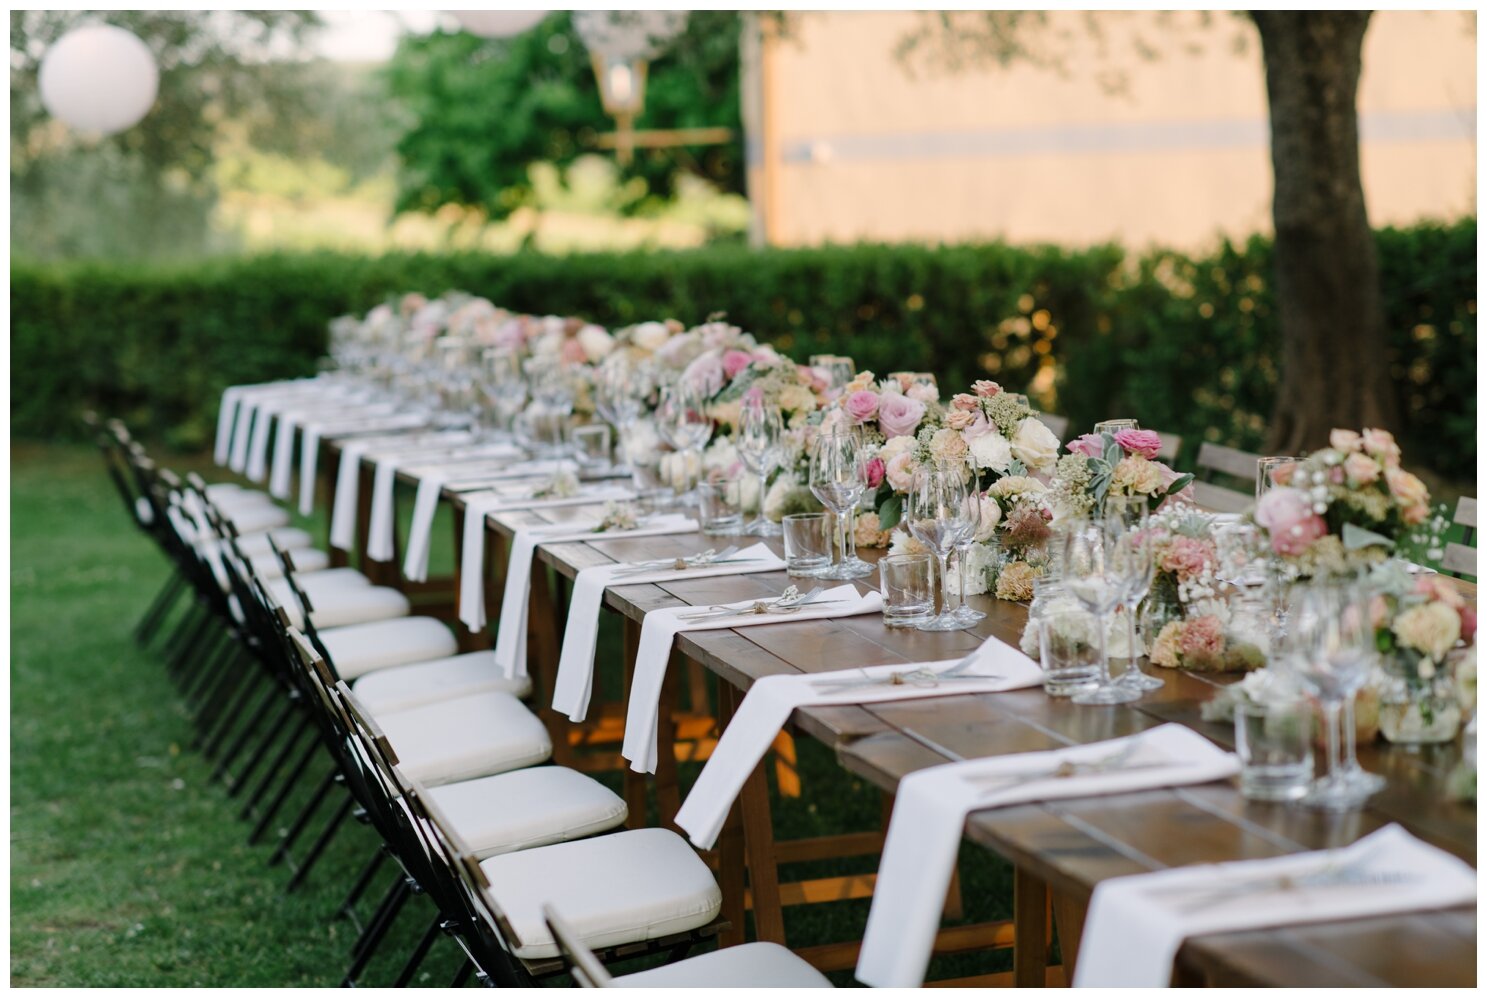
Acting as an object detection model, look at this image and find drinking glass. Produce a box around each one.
[1285,582,1381,811]
[1037,608,1104,697]
[905,463,973,631]
[1103,496,1163,691]
[951,488,987,623]
[1093,418,1139,434]
[1060,517,1141,704]
[570,424,612,471]
[736,397,783,536]
[809,430,872,580]
[655,382,713,501]
[879,553,934,627]
[1234,700,1314,801]
[596,357,653,468]
[809,354,856,395]
[1255,456,1298,503]
[696,477,743,535]
[479,348,526,439]
[782,512,831,575]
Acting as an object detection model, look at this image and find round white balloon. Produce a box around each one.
[38,24,159,136]
[448,11,548,39]
[572,10,688,62]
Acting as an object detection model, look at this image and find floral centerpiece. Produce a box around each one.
[1252,427,1446,579]
[1366,562,1476,743]
[1048,428,1194,520]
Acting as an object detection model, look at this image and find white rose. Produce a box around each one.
[970,494,1002,542]
[945,541,996,596]
[878,434,916,465]
[577,324,614,362]
[763,473,798,521]
[969,431,1013,473]
[1010,417,1060,473]
[702,437,739,474]
[632,321,671,352]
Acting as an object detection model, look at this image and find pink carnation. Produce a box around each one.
[1160,536,1216,580]
[1113,429,1163,459]
[1178,615,1226,659]
[1066,433,1105,458]
[722,349,754,379]
[844,390,880,424]
[877,393,927,439]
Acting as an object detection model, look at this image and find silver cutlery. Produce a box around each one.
[965,742,1172,800]
[611,546,744,577]
[809,652,1001,693]
[1145,857,1420,915]
[677,586,845,621]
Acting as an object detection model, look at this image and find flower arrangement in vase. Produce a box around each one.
[1048,428,1194,520]
[1366,562,1476,744]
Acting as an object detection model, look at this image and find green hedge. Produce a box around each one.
[11,218,1475,479]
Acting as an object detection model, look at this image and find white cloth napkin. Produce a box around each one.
[225,381,323,473]
[551,543,789,723]
[622,585,885,774]
[1074,823,1476,988]
[297,414,438,516]
[482,514,699,670]
[403,477,633,583]
[856,724,1241,988]
[674,636,1045,850]
[269,400,395,499]
[363,444,524,563]
[327,431,474,551]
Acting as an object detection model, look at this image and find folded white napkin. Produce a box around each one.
[364,444,524,563]
[622,585,885,775]
[856,724,1241,988]
[403,476,632,583]
[225,380,324,473]
[482,514,699,672]
[674,636,1045,850]
[1075,823,1476,988]
[551,543,788,723]
[327,431,474,551]
[269,400,395,499]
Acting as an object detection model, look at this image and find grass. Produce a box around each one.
[10,443,1015,986]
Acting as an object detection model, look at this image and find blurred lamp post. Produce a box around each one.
[38,24,159,136]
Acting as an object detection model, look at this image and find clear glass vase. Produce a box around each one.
[1378,655,1462,745]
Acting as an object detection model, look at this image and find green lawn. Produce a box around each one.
[10,443,1014,986]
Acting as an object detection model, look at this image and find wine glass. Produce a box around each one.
[655,382,713,501]
[736,397,784,536]
[809,354,856,397]
[1060,518,1142,704]
[1284,582,1381,811]
[595,356,654,471]
[1103,495,1163,691]
[1255,456,1298,503]
[951,486,987,623]
[478,348,526,439]
[906,463,973,631]
[809,430,872,580]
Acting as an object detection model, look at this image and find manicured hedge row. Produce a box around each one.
[11,218,1475,478]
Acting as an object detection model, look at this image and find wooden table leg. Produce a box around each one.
[740,752,786,945]
[1051,888,1087,984]
[1014,867,1050,987]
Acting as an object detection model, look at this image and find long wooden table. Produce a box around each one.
[329,439,1476,987]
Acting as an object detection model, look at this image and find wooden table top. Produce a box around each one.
[381,455,1478,987]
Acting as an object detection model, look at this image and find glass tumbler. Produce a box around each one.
[782,513,831,576]
[570,423,613,471]
[1036,608,1104,697]
[1234,700,1314,801]
[879,553,934,628]
[696,480,743,536]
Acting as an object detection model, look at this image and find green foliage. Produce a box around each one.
[11,219,1475,478]
[385,12,744,219]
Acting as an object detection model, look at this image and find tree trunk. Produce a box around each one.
[1253,11,1398,455]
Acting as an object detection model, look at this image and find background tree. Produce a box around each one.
[898,10,1414,452]
[385,11,743,221]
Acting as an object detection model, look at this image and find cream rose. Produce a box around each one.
[1110,455,1165,495]
[1394,601,1461,662]
[878,435,916,465]
[1329,429,1363,452]
[1009,417,1060,473]
[632,321,672,352]
[885,451,918,492]
[1343,451,1380,485]
[576,324,615,361]
[970,493,1002,542]
[968,430,1013,473]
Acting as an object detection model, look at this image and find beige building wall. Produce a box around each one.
[743,11,1476,249]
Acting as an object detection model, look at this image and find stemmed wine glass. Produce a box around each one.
[809,430,873,580]
[655,382,713,501]
[1103,495,1163,691]
[951,486,987,623]
[523,356,576,457]
[595,356,653,470]
[906,463,973,631]
[478,348,526,440]
[1060,517,1142,705]
[1284,581,1382,811]
[736,397,784,536]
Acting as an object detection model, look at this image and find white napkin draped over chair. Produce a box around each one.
[855,723,1241,988]
[621,585,884,775]
[674,636,1044,850]
[550,543,788,723]
[1074,822,1477,988]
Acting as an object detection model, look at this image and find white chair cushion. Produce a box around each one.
[231,527,316,557]
[614,942,834,988]
[352,651,533,715]
[378,691,551,786]
[320,616,459,679]
[422,767,626,859]
[204,482,248,499]
[249,547,329,580]
[134,496,156,525]
[221,503,291,534]
[272,582,410,630]
[295,568,374,591]
[481,828,722,960]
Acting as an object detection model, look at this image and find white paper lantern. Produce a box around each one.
[448,11,548,39]
[38,24,159,136]
[572,10,688,62]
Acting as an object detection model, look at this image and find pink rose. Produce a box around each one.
[951,393,980,412]
[1255,486,1328,556]
[877,393,927,439]
[1385,466,1429,508]
[973,380,1001,398]
[844,389,880,424]
[560,338,587,364]
[798,365,829,394]
[682,352,725,396]
[864,457,886,489]
[1343,451,1380,485]
[959,411,993,442]
[1066,433,1105,458]
[1160,535,1216,580]
[1113,428,1162,459]
[1459,605,1476,644]
[1329,429,1363,452]
[945,409,974,431]
[722,349,754,380]
[907,383,939,404]
[885,451,917,491]
[1361,428,1400,465]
